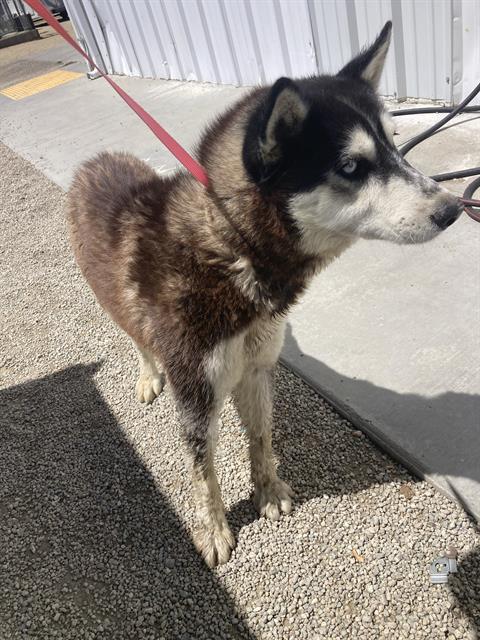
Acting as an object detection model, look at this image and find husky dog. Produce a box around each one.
[67,21,461,567]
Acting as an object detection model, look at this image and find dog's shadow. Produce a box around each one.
[0,364,256,639]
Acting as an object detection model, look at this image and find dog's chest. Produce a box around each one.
[242,315,286,370]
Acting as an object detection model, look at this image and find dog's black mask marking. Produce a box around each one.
[242,21,396,194]
[243,77,385,193]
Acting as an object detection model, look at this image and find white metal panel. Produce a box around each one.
[62,0,112,75]
[401,0,451,101]
[132,0,170,80]
[354,0,396,97]
[278,0,318,78]
[199,0,241,85]
[151,2,185,80]
[220,0,264,85]
[65,0,477,104]
[245,0,287,83]
[160,1,198,81]
[116,1,156,78]
[461,0,480,105]
[308,0,353,74]
[93,0,141,76]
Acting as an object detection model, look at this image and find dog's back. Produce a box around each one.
[67,152,180,347]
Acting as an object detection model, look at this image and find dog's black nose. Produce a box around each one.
[430,200,463,230]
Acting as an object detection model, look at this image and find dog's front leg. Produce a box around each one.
[178,391,235,568]
[234,368,293,520]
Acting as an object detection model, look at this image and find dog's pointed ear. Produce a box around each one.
[259,77,308,163]
[338,21,392,90]
[244,77,308,183]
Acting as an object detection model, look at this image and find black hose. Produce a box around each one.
[430,167,480,182]
[390,105,480,117]
[389,82,480,221]
[398,81,480,156]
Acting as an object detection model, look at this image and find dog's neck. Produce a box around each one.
[201,184,350,316]
[193,90,353,314]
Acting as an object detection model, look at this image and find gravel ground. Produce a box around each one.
[0,141,478,640]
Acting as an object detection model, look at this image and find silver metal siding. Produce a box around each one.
[64,0,478,103]
[461,0,480,103]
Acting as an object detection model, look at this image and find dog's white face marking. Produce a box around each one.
[345,126,376,161]
[339,175,454,243]
[291,172,454,250]
[290,196,354,263]
[290,115,459,252]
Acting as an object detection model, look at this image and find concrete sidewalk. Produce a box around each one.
[1,30,479,518]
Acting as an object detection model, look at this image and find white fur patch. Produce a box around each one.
[291,170,451,246]
[201,318,287,453]
[289,189,355,260]
[204,334,245,406]
[229,256,272,309]
[203,316,285,404]
[290,168,455,247]
[345,126,376,161]
[204,317,286,400]
[244,316,286,370]
[361,34,391,89]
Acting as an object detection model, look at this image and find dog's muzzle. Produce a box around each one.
[430,199,463,230]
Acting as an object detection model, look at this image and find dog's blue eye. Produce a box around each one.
[340,159,358,175]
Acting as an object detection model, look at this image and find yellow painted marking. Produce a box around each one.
[0,70,82,101]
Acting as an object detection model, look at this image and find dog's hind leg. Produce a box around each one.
[134,345,165,404]
[234,368,293,521]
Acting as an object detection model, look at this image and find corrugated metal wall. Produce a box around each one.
[64,0,479,104]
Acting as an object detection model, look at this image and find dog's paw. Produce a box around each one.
[135,373,164,404]
[253,478,294,521]
[193,524,236,568]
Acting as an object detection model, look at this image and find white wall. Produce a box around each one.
[64,0,479,104]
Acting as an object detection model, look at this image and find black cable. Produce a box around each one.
[389,81,480,221]
[390,105,480,117]
[430,167,480,182]
[398,81,480,156]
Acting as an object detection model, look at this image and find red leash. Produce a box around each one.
[23,0,209,188]
[460,198,480,222]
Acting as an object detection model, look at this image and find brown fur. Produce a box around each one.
[67,92,319,392]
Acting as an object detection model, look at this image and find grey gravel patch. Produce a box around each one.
[0,141,479,640]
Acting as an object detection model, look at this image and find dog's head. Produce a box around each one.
[243,21,462,250]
